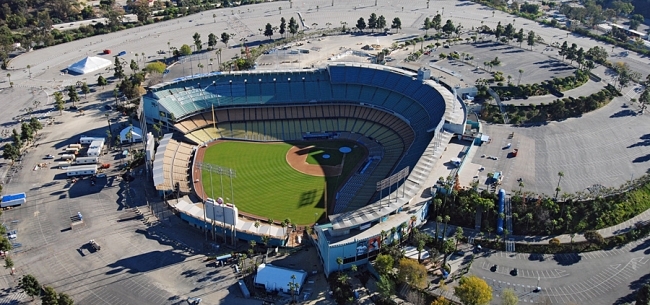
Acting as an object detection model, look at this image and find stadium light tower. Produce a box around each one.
[196,162,236,242]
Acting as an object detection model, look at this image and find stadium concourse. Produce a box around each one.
[145,63,468,274]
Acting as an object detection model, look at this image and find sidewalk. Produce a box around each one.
[423,206,650,246]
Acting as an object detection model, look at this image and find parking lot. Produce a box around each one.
[420,41,576,86]
[471,235,650,305]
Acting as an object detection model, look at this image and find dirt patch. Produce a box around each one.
[286,145,342,177]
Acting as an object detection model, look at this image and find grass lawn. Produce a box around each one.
[201,140,366,224]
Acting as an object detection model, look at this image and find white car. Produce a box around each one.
[7,230,16,240]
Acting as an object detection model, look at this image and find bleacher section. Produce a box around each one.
[327,64,446,131]
[153,135,195,194]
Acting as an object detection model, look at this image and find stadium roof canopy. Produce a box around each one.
[67,56,112,74]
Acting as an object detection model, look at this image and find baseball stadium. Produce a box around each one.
[144,63,465,274]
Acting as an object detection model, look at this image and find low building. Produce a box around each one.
[87,140,104,157]
[66,164,98,177]
[254,264,307,293]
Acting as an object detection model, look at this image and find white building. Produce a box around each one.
[66,164,98,177]
[87,139,104,157]
[254,264,307,293]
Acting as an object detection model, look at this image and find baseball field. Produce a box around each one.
[200,140,367,225]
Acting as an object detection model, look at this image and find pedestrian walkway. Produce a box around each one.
[425,206,650,246]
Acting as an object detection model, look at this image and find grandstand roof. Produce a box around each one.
[144,64,455,131]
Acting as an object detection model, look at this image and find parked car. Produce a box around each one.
[118,51,127,56]
[7,230,17,240]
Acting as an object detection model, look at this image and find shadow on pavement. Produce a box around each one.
[614,273,650,304]
[552,253,581,266]
[106,249,189,274]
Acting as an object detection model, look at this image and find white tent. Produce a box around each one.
[67,56,112,74]
[120,126,143,143]
[254,264,307,293]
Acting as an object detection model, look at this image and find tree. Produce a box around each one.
[559,41,568,61]
[41,286,58,305]
[97,75,107,89]
[113,56,125,79]
[527,30,535,50]
[454,275,493,305]
[336,257,343,272]
[288,17,299,37]
[374,253,394,275]
[584,230,604,245]
[442,20,455,37]
[288,274,299,303]
[423,17,432,35]
[67,85,79,108]
[19,275,40,300]
[636,282,650,305]
[4,256,13,269]
[220,32,230,47]
[208,33,217,50]
[58,293,75,305]
[586,46,608,65]
[431,297,451,305]
[432,14,442,33]
[180,44,192,56]
[639,89,650,113]
[454,227,464,251]
[0,237,11,251]
[356,17,367,32]
[145,61,166,74]
[279,17,286,38]
[264,23,274,39]
[397,258,427,289]
[501,288,519,305]
[193,32,202,52]
[377,275,394,300]
[495,22,504,40]
[29,117,42,135]
[54,91,65,115]
[2,143,19,163]
[377,15,387,30]
[368,13,378,32]
[391,17,401,33]
[555,171,564,199]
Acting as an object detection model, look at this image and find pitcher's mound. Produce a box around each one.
[286,146,342,177]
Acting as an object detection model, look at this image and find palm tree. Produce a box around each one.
[518,181,524,194]
[555,171,564,199]
[442,215,450,240]
[435,215,442,244]
[525,213,533,232]
[249,240,256,254]
[254,220,261,232]
[336,257,343,272]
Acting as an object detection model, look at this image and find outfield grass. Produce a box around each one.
[201,140,366,224]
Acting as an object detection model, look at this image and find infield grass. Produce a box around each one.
[201,140,366,224]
